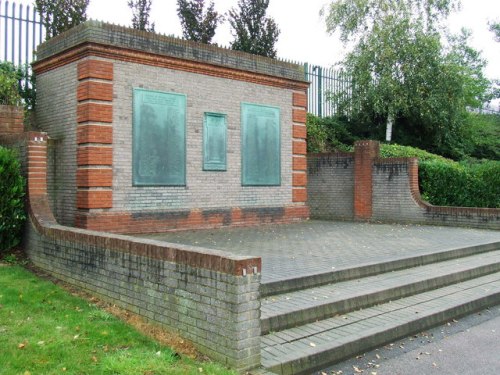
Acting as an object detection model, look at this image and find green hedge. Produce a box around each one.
[0,147,26,252]
[381,143,499,208]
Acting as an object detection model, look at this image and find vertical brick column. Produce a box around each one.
[76,60,114,224]
[291,91,308,204]
[27,132,49,198]
[354,140,380,220]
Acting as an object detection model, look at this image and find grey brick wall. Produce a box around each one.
[372,162,425,221]
[372,160,500,229]
[307,153,499,229]
[35,63,78,226]
[25,220,261,371]
[307,153,354,220]
[112,61,293,212]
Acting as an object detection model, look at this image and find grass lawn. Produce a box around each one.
[0,263,237,375]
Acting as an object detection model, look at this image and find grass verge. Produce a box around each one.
[0,263,237,375]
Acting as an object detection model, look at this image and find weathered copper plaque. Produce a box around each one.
[132,89,186,186]
[241,103,281,186]
[203,112,227,171]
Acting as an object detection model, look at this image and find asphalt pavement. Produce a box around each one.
[316,305,500,375]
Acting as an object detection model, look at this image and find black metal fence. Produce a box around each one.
[0,0,44,66]
[304,63,351,117]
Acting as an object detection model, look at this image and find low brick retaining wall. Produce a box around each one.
[308,141,500,230]
[2,131,262,372]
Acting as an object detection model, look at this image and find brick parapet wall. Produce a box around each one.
[308,144,500,230]
[35,21,306,84]
[0,105,24,135]
[372,157,500,229]
[6,131,263,371]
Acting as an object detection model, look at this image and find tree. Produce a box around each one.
[128,0,155,32]
[177,0,222,44]
[35,0,89,39]
[227,0,280,58]
[490,22,500,42]
[323,0,491,158]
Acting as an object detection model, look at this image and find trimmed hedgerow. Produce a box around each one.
[381,143,499,208]
[419,159,499,208]
[0,147,26,252]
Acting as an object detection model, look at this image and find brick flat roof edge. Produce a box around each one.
[35,20,307,82]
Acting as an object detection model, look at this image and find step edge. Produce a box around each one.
[263,291,500,374]
[261,262,500,334]
[261,241,500,297]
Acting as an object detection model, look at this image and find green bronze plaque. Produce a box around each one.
[203,113,227,171]
[132,88,186,186]
[241,103,281,186]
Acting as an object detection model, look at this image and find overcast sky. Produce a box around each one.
[4,0,498,78]
[82,0,499,78]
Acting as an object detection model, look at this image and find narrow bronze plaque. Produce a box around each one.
[132,89,186,186]
[241,103,281,186]
[203,113,227,171]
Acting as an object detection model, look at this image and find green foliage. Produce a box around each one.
[490,21,500,42]
[323,0,491,160]
[381,143,499,208]
[379,143,449,162]
[0,61,36,109]
[35,0,89,39]
[128,0,155,32]
[0,61,21,106]
[228,0,280,58]
[467,113,500,160]
[419,159,499,208]
[306,114,355,153]
[177,0,222,43]
[0,147,26,253]
[0,266,237,375]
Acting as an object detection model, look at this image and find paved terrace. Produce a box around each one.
[138,220,500,284]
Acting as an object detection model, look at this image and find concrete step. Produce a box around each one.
[260,241,500,297]
[261,249,500,334]
[261,272,500,375]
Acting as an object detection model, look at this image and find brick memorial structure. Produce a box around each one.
[32,20,309,233]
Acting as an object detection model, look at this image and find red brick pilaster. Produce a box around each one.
[291,91,308,206]
[27,132,49,198]
[354,140,380,220]
[76,60,114,222]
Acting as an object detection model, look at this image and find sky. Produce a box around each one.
[3,0,499,78]
[82,0,499,79]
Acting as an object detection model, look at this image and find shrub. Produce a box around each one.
[0,147,26,252]
[380,143,499,208]
[306,114,355,153]
[0,61,36,109]
[380,143,450,162]
[0,62,22,106]
[419,159,499,208]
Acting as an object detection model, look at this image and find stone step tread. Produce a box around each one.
[260,241,500,296]
[261,272,500,372]
[261,249,500,320]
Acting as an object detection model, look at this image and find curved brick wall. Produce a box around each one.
[308,141,500,230]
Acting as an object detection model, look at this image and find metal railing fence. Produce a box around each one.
[304,63,351,117]
[0,0,44,66]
